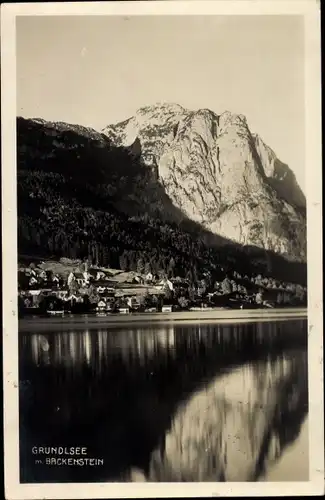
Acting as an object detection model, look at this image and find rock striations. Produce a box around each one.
[103,103,306,261]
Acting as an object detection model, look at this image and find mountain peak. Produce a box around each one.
[136,102,186,115]
[195,108,219,118]
[102,102,306,259]
[219,110,248,129]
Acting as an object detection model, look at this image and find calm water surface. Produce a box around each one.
[19,318,308,483]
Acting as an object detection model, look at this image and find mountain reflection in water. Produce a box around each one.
[19,319,308,483]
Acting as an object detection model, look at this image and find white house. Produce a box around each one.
[126,296,140,309]
[89,270,108,281]
[67,271,89,288]
[156,278,174,292]
[37,270,47,280]
[119,307,130,314]
[74,272,89,286]
[27,289,43,306]
[96,299,107,311]
[162,305,173,313]
[29,276,38,287]
[55,290,69,300]
[66,293,83,304]
[94,281,115,294]
[26,268,37,277]
[145,272,154,283]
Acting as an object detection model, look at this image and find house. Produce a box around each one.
[119,307,130,314]
[88,268,97,280]
[94,280,116,294]
[29,276,38,287]
[28,289,43,306]
[39,288,54,296]
[156,278,174,292]
[52,275,60,286]
[54,289,69,301]
[171,277,189,287]
[37,270,48,280]
[25,268,37,277]
[106,300,114,312]
[126,296,141,309]
[76,272,90,287]
[132,275,144,284]
[162,305,173,313]
[88,268,103,281]
[96,297,116,312]
[67,271,89,288]
[96,299,107,311]
[67,272,75,287]
[89,269,110,281]
[28,288,42,297]
[66,293,83,305]
[145,272,154,283]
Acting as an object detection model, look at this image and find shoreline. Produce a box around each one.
[19,307,307,332]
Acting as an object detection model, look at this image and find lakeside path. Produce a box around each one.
[19,308,307,332]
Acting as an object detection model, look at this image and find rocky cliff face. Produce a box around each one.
[103,103,306,261]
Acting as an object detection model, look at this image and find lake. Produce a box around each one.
[19,317,308,483]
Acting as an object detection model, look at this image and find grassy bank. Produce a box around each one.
[19,307,307,332]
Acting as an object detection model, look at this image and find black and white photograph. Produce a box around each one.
[2,1,323,498]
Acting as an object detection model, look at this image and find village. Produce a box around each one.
[17,257,307,317]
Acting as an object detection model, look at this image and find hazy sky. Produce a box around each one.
[16,15,305,190]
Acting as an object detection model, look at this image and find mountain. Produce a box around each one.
[16,116,243,281]
[16,114,307,285]
[103,103,306,261]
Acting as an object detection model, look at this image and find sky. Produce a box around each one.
[16,15,305,191]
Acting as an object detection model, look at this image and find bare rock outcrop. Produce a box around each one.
[103,103,306,261]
